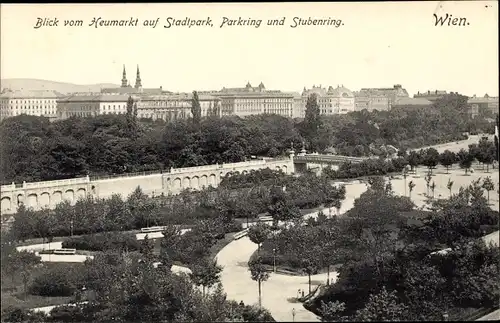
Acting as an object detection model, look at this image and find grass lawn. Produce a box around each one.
[1,262,85,311]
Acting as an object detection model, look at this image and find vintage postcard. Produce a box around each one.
[0,2,498,322]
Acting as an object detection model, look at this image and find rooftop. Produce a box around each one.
[0,89,64,99]
[57,93,136,102]
[393,97,433,106]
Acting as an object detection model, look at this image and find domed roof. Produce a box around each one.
[327,85,354,98]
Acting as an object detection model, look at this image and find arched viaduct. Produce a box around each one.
[1,157,294,215]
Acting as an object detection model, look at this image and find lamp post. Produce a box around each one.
[272,248,277,273]
[292,308,296,322]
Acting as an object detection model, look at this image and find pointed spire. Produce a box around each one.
[135,65,142,89]
[121,65,128,88]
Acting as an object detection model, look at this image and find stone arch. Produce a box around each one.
[209,174,216,186]
[200,175,208,188]
[64,189,75,204]
[276,166,281,171]
[1,196,11,212]
[17,194,24,206]
[52,191,62,206]
[282,165,288,173]
[182,177,190,189]
[76,188,86,200]
[40,192,50,207]
[242,170,248,175]
[191,176,200,190]
[27,193,38,208]
[173,178,181,190]
[234,171,240,175]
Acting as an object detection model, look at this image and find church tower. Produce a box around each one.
[121,65,128,88]
[134,65,142,89]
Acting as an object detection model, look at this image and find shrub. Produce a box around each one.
[1,307,48,323]
[62,232,140,252]
[29,267,76,297]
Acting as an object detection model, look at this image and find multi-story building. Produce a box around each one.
[468,94,499,118]
[137,93,221,121]
[201,82,298,118]
[354,84,409,111]
[0,89,62,121]
[57,93,136,119]
[297,85,355,118]
[414,90,448,101]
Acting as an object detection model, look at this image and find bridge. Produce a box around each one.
[293,153,368,174]
[0,150,364,215]
[0,157,294,215]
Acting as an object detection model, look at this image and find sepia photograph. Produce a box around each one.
[0,1,498,322]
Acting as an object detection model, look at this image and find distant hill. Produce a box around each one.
[0,78,119,94]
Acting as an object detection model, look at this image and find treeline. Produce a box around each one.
[323,136,498,180]
[1,92,495,183]
[9,170,344,242]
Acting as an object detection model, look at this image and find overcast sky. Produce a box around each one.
[1,2,498,97]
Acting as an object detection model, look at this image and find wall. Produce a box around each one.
[1,157,294,215]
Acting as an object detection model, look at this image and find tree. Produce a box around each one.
[477,138,496,172]
[447,178,454,197]
[430,181,436,199]
[191,91,202,126]
[267,187,301,227]
[319,301,348,322]
[425,172,432,197]
[422,148,440,175]
[190,258,223,297]
[303,93,321,151]
[248,223,271,254]
[301,254,319,294]
[140,235,154,262]
[353,286,409,321]
[458,148,474,175]
[439,150,456,174]
[248,257,270,308]
[408,180,416,199]
[6,251,42,299]
[125,96,138,139]
[407,151,420,171]
[482,177,495,205]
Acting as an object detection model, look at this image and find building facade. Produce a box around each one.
[0,89,62,121]
[202,82,298,118]
[297,85,355,118]
[468,94,499,118]
[137,93,221,121]
[57,93,135,119]
[354,84,409,111]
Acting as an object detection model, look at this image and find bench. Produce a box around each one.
[53,248,76,255]
[141,226,167,233]
[233,229,249,240]
[258,216,273,222]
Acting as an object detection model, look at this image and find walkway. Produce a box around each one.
[476,309,500,321]
[217,236,336,322]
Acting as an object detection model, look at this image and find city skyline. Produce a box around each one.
[1,2,498,97]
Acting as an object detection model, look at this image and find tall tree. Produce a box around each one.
[248,257,270,308]
[482,176,495,205]
[422,148,440,175]
[458,148,474,175]
[191,91,202,126]
[125,96,138,139]
[189,258,223,297]
[303,93,321,151]
[439,150,456,174]
[248,223,271,254]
